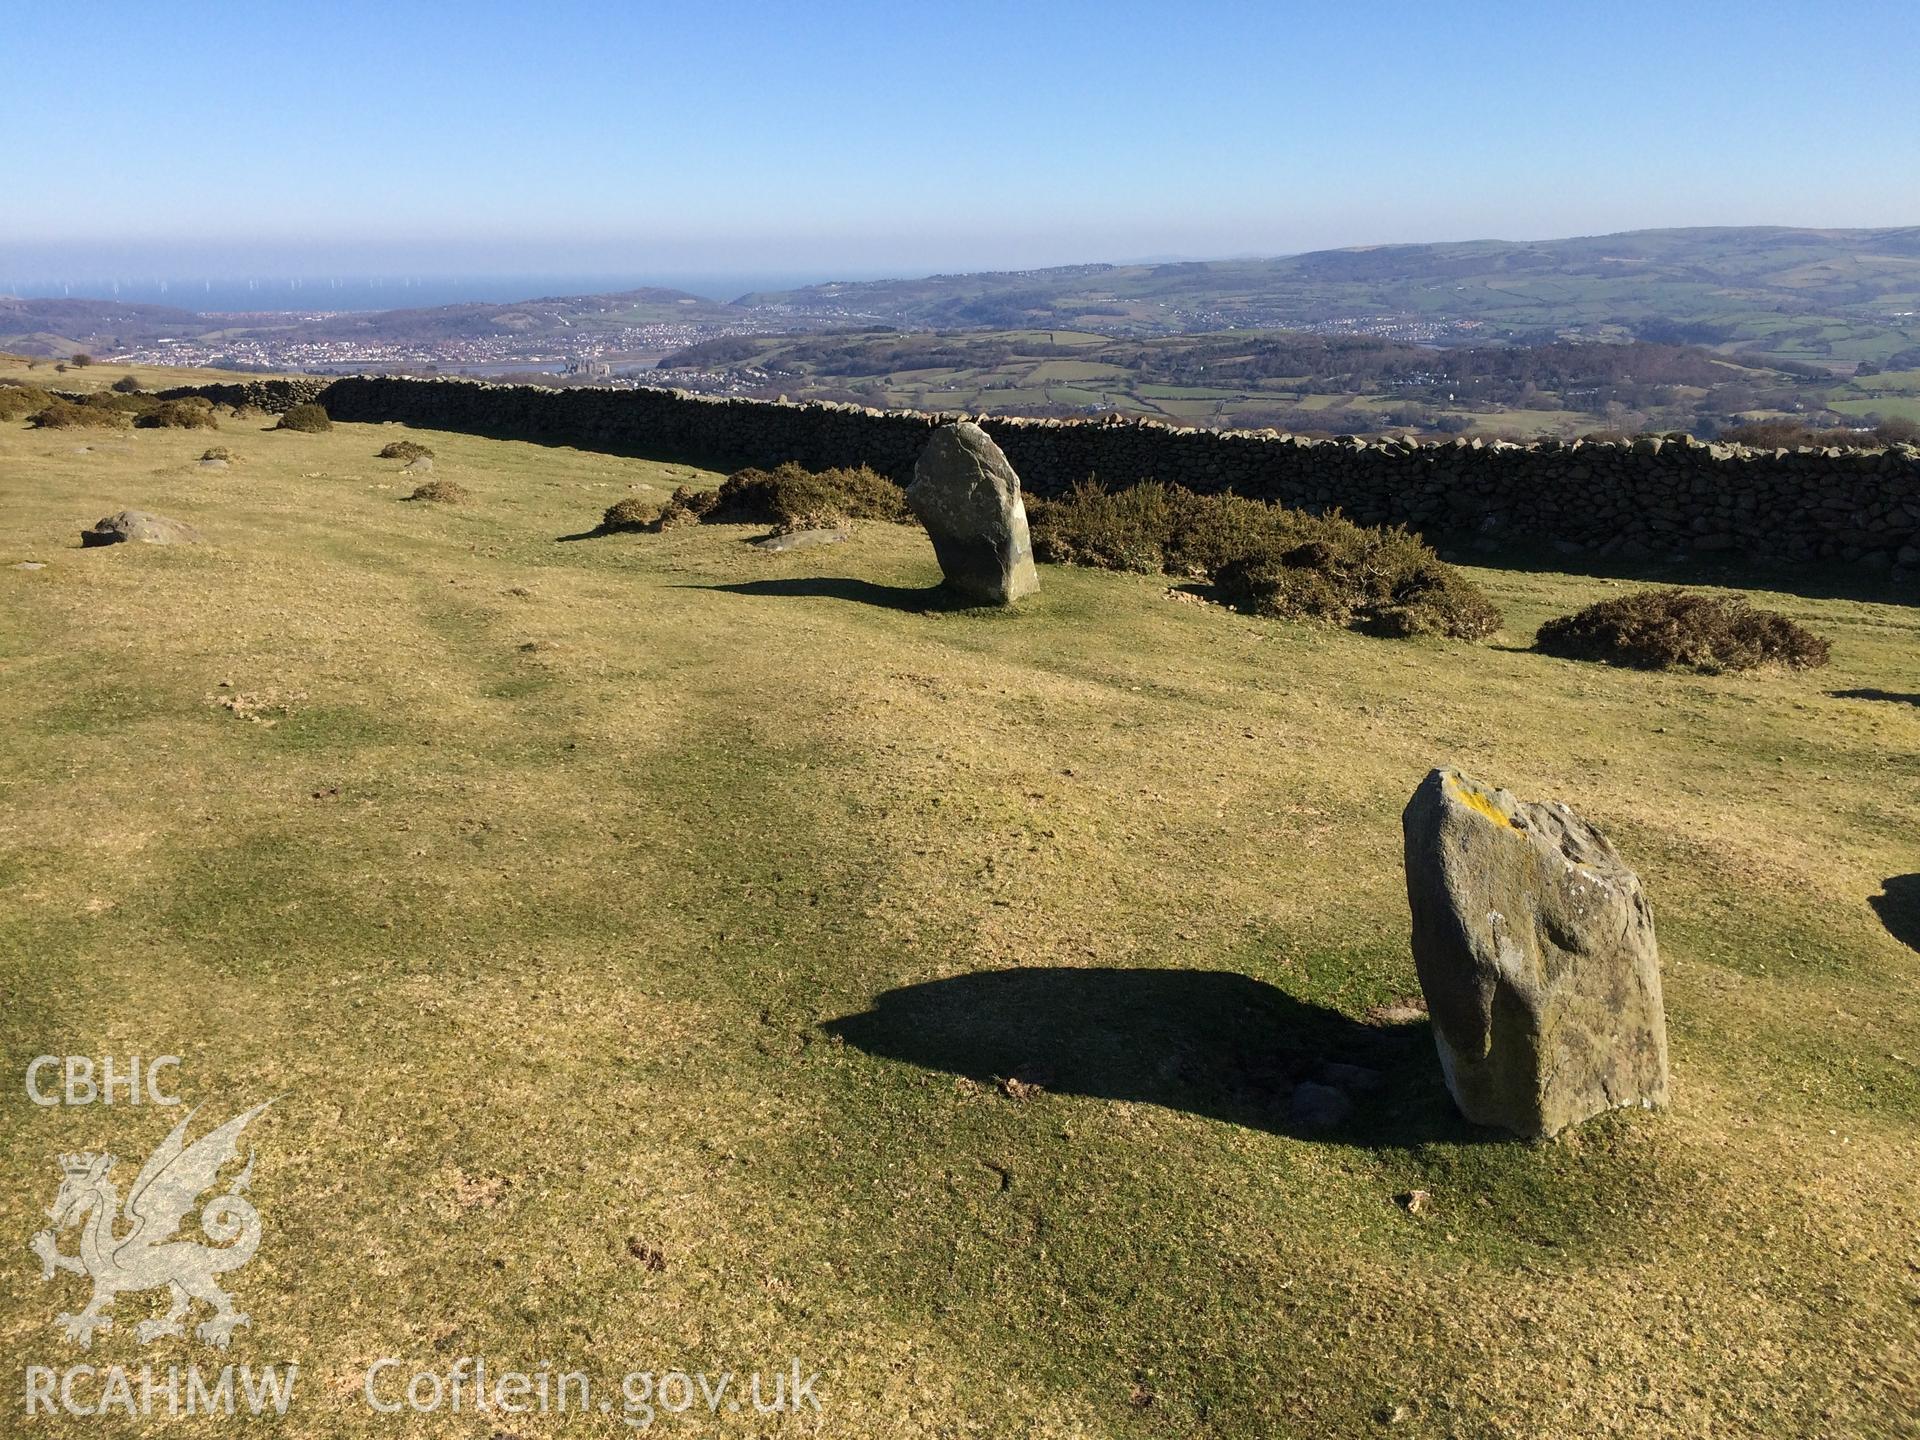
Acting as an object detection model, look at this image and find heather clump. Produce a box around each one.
[1536,589,1830,672]
[1030,481,1501,638]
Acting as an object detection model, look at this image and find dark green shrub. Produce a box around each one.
[1159,490,1320,577]
[1031,481,1341,578]
[1536,589,1830,672]
[0,384,54,421]
[712,462,907,530]
[110,375,144,394]
[648,462,907,533]
[1029,481,1502,639]
[28,399,129,430]
[201,446,234,461]
[71,353,93,366]
[136,399,218,429]
[407,479,471,504]
[1212,520,1502,637]
[1028,481,1189,573]
[276,402,332,433]
[651,485,718,531]
[599,495,659,531]
[378,440,434,461]
[82,390,158,415]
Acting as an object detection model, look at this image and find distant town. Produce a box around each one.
[113,319,790,386]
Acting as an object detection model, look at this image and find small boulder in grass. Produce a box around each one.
[81,510,204,546]
[754,527,850,553]
[407,479,472,505]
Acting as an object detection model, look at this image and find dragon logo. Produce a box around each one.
[29,1103,270,1349]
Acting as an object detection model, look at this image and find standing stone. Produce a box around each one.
[905,422,1039,604]
[1402,768,1669,1138]
[80,510,204,547]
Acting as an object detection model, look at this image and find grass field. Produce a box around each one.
[0,356,274,393]
[1,407,1916,1437]
[658,331,1838,438]
[1832,395,1920,424]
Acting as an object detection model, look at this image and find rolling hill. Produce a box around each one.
[7,227,1918,377]
[0,287,746,359]
[736,227,1920,364]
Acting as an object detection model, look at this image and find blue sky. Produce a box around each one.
[3,0,1916,283]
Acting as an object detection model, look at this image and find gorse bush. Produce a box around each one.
[136,398,218,430]
[28,399,129,430]
[1535,589,1830,673]
[407,478,472,504]
[110,375,145,394]
[599,495,659,531]
[0,384,54,421]
[1214,531,1503,637]
[201,446,234,461]
[651,486,715,531]
[652,462,908,533]
[276,403,332,433]
[82,390,158,415]
[1027,481,1193,573]
[378,440,434,461]
[1028,481,1502,639]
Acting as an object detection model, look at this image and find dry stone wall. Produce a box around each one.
[158,377,330,411]
[190,374,1920,571]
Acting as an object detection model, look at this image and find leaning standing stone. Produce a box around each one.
[905,421,1039,604]
[1402,767,1669,1138]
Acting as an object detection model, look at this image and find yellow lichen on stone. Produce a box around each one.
[1446,772,1522,831]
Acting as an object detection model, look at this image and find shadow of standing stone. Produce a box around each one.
[824,965,1478,1144]
[1870,875,1920,952]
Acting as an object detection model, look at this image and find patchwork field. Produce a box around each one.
[651,329,1859,439]
[1,409,1916,1437]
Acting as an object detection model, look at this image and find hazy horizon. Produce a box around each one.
[6,1,1917,288]
[0,269,872,312]
[10,219,1919,317]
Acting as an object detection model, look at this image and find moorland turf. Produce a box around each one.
[0,365,1915,1437]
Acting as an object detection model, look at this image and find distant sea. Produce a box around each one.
[0,272,848,313]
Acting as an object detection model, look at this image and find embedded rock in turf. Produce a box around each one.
[754,528,851,553]
[80,510,204,547]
